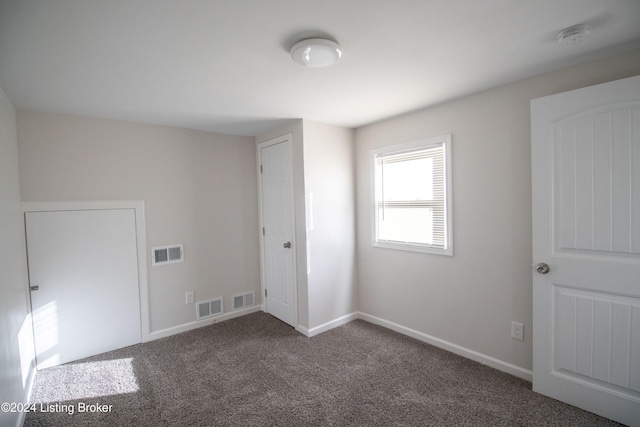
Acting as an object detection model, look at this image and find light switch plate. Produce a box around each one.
[511,321,524,340]
[185,291,194,305]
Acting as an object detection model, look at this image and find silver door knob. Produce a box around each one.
[283,242,291,249]
[536,263,550,274]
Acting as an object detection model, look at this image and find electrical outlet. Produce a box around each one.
[185,291,194,305]
[511,321,524,341]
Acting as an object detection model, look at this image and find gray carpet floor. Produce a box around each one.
[25,312,622,426]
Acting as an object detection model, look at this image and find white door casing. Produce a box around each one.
[258,135,297,327]
[26,208,142,369]
[531,75,640,426]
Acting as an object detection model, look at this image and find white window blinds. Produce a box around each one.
[373,135,452,255]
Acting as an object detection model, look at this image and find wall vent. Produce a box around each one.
[196,298,223,320]
[151,244,184,266]
[233,292,255,310]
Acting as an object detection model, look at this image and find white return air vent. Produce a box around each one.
[151,244,183,266]
[196,298,223,320]
[233,292,254,310]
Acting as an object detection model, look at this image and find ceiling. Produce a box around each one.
[1,1,639,137]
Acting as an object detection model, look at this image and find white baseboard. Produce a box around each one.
[16,410,27,427]
[145,305,262,342]
[357,312,532,382]
[16,361,36,427]
[297,312,359,337]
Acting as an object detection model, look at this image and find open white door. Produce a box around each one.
[26,209,142,369]
[531,75,640,426]
[258,135,297,327]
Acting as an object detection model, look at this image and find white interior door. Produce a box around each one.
[26,209,142,370]
[531,75,640,426]
[259,135,297,327]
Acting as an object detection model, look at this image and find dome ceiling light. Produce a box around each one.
[290,38,342,67]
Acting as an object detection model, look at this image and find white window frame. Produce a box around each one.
[371,134,453,256]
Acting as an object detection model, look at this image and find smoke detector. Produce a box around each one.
[557,24,592,46]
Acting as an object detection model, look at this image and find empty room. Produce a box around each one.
[1,1,639,426]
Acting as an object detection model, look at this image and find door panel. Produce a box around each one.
[552,286,640,390]
[259,137,297,326]
[552,105,640,260]
[531,75,640,426]
[26,209,141,369]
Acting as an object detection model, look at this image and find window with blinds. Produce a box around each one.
[372,135,453,256]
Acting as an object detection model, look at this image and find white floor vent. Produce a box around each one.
[196,298,223,320]
[233,292,254,310]
[151,244,184,266]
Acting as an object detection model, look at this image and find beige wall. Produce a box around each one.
[0,86,33,427]
[355,49,640,373]
[302,120,357,330]
[17,111,260,333]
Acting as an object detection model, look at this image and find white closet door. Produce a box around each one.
[26,209,141,369]
[259,136,297,327]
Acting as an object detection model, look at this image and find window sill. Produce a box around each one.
[373,241,453,256]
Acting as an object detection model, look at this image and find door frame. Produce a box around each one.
[22,200,151,341]
[256,134,299,327]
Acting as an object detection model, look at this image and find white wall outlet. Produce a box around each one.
[511,321,524,341]
[185,291,194,305]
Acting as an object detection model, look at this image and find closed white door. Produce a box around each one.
[259,136,297,327]
[26,209,141,370]
[531,75,640,426]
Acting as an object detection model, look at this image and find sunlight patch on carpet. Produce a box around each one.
[34,358,139,403]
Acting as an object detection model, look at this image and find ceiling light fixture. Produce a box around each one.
[556,24,592,46]
[290,38,342,67]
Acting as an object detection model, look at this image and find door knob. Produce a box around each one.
[536,263,550,274]
[283,242,291,249]
[30,285,39,291]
